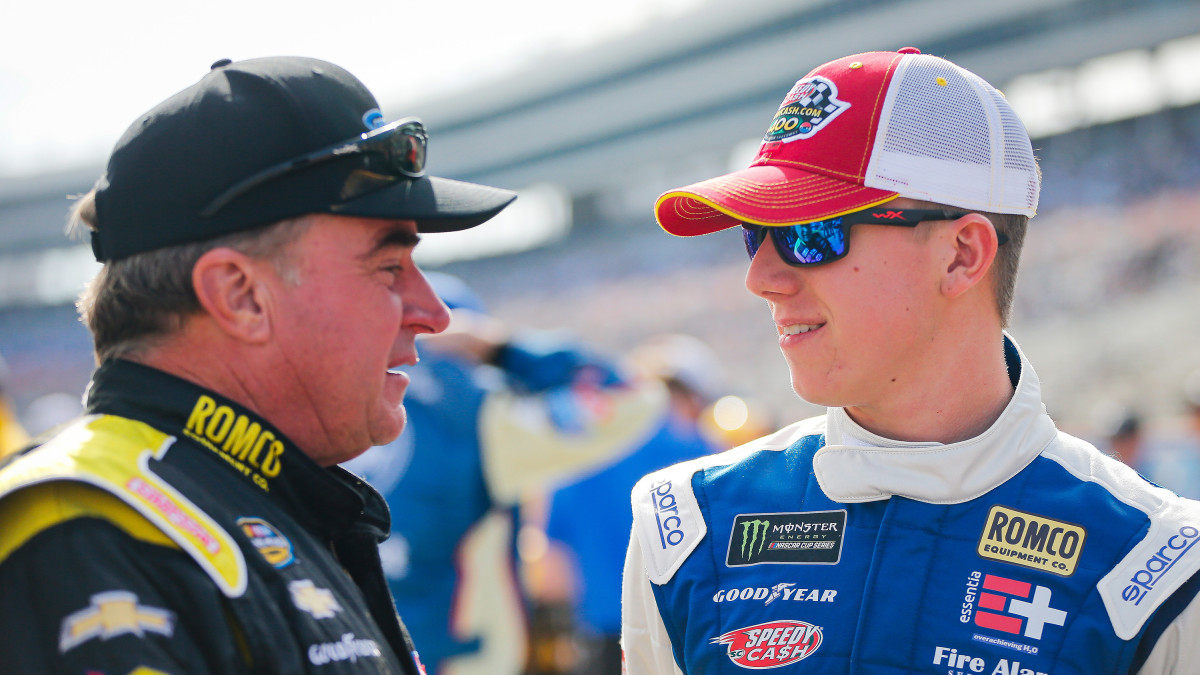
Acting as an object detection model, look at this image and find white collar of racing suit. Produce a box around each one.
[814,335,1058,505]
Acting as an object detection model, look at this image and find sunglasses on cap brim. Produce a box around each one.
[741,208,1007,267]
[200,117,428,218]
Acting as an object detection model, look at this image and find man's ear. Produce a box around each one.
[940,214,1002,299]
[192,248,272,344]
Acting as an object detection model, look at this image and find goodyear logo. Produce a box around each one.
[59,591,174,653]
[238,517,295,568]
[185,395,285,491]
[977,506,1086,577]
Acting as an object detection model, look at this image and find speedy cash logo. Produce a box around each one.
[1122,525,1200,606]
[977,506,1086,576]
[712,620,823,669]
[650,479,685,549]
[764,75,849,143]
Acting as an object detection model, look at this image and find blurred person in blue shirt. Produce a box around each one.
[542,334,727,675]
[1097,380,1200,501]
[1137,371,1200,500]
[342,273,664,675]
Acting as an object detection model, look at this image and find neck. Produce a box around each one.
[126,326,271,432]
[843,327,1014,445]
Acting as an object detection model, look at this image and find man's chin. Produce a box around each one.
[370,405,408,448]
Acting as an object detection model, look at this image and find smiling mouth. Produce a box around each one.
[780,323,823,336]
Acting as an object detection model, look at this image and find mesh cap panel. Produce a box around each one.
[865,54,1039,215]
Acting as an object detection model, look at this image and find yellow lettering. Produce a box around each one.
[223,417,262,460]
[260,441,285,478]
[247,431,275,467]
[186,396,217,435]
[207,406,235,444]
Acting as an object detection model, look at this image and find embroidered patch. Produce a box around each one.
[633,464,707,585]
[237,517,294,568]
[289,579,342,619]
[711,619,822,669]
[726,511,846,566]
[712,583,837,606]
[977,506,1086,577]
[961,572,1067,645]
[307,633,382,666]
[59,591,174,653]
[763,76,850,143]
[1118,524,1200,607]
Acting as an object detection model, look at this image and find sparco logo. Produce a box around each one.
[651,480,684,549]
[712,620,822,669]
[977,505,1086,576]
[726,511,845,566]
[1123,525,1200,606]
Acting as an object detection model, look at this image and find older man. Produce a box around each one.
[0,57,514,674]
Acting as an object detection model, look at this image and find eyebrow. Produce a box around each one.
[362,226,421,259]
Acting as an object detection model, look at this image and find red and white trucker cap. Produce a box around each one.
[655,48,1040,236]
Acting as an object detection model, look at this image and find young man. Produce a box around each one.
[0,57,515,673]
[622,48,1200,674]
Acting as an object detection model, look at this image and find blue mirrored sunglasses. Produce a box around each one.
[741,208,1004,266]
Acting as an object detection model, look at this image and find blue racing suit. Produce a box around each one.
[623,338,1200,674]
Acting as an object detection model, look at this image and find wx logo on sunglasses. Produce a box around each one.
[742,209,995,266]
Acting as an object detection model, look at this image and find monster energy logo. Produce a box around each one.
[741,519,771,560]
[726,511,847,567]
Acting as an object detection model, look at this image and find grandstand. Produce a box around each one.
[1,0,1199,436]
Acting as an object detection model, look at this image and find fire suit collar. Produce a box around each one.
[812,334,1057,504]
[84,359,390,539]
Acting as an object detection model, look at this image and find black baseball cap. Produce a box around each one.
[90,56,516,261]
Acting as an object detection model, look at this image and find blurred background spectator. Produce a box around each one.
[531,334,728,675]
[0,354,28,457]
[1093,372,1200,500]
[341,273,665,675]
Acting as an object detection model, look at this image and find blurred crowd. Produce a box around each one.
[3,100,1200,675]
[1087,368,1200,501]
[331,274,772,675]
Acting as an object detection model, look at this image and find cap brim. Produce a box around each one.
[332,175,517,233]
[655,164,898,236]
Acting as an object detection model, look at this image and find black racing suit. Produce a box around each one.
[0,359,427,674]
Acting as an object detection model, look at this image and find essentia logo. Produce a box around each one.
[711,619,822,669]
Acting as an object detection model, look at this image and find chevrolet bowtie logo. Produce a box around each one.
[289,579,342,619]
[871,210,906,219]
[59,590,175,653]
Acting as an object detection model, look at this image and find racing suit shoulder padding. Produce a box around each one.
[631,416,828,585]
